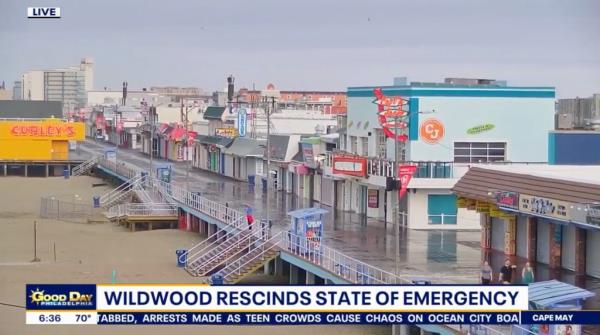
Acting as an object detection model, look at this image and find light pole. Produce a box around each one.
[265,96,274,230]
[148,105,155,183]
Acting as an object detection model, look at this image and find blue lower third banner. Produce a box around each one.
[96,312,520,325]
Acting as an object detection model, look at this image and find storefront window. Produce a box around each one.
[428,194,457,224]
[453,142,506,163]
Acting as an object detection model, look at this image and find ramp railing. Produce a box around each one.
[71,154,101,176]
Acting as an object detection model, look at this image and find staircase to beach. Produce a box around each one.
[183,223,270,278]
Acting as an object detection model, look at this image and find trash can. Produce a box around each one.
[63,167,70,179]
[211,274,224,285]
[175,249,187,267]
[248,175,255,185]
[92,196,100,208]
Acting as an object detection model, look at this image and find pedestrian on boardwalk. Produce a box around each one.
[245,206,254,231]
[521,262,535,285]
[480,260,493,284]
[499,259,516,284]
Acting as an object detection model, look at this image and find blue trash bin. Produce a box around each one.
[63,167,70,179]
[248,175,256,185]
[92,196,100,208]
[211,274,224,285]
[175,249,187,267]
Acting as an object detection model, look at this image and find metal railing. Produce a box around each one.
[324,151,546,179]
[216,232,282,283]
[99,174,145,207]
[282,231,411,284]
[107,203,177,218]
[152,179,247,230]
[191,224,268,276]
[71,155,101,176]
[97,156,141,180]
[183,219,253,268]
[428,213,457,225]
[40,196,102,223]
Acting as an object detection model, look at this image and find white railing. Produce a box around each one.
[152,179,247,230]
[427,213,457,225]
[184,223,266,270]
[282,231,412,284]
[191,224,268,275]
[216,232,282,283]
[71,155,101,176]
[99,174,145,207]
[107,203,177,218]
[97,156,141,180]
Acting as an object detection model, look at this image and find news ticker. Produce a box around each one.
[25,284,598,325]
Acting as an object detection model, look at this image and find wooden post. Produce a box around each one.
[32,220,40,262]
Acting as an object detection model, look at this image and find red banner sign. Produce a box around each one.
[398,165,417,199]
[332,155,367,177]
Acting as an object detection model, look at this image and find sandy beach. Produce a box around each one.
[0,176,389,335]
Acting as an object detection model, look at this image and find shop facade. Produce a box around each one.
[453,166,600,278]
[328,79,556,229]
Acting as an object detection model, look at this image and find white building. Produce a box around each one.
[325,78,556,230]
[21,58,94,113]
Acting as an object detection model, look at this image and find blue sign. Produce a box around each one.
[237,109,247,137]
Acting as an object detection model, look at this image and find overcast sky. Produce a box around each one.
[1,0,598,97]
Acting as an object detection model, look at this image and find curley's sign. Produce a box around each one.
[332,155,367,177]
[11,124,76,137]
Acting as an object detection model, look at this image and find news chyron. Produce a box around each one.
[27,7,61,19]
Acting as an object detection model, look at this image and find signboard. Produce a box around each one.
[519,194,571,221]
[467,124,495,135]
[456,197,468,208]
[215,128,238,138]
[476,201,490,214]
[489,204,515,219]
[332,155,367,177]
[466,199,477,210]
[398,165,417,199]
[368,189,379,208]
[419,118,445,144]
[0,121,85,140]
[237,109,247,137]
[302,143,315,168]
[495,191,519,209]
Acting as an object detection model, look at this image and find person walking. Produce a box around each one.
[499,259,516,284]
[521,262,535,285]
[480,260,493,284]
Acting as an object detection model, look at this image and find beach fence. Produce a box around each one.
[40,196,104,223]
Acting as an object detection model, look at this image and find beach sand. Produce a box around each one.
[0,176,389,335]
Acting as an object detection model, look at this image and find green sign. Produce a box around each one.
[467,124,495,134]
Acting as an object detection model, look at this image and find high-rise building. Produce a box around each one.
[20,58,94,114]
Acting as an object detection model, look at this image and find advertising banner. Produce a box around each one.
[398,165,417,199]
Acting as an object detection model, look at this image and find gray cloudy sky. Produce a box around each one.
[1,0,598,97]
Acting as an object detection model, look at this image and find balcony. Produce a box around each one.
[324,151,546,180]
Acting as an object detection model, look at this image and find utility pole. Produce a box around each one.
[394,115,399,277]
[185,103,191,191]
[149,106,155,183]
[265,96,274,230]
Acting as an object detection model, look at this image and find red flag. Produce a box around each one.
[398,165,417,199]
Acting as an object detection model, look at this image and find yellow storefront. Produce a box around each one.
[0,119,86,160]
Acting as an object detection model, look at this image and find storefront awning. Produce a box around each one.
[223,138,265,157]
[195,135,233,148]
[203,106,226,120]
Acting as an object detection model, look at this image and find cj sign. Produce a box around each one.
[28,7,61,18]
